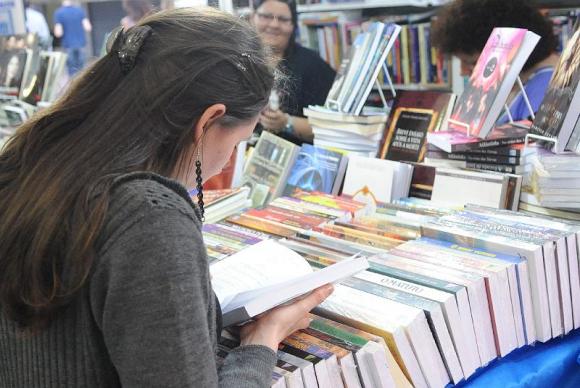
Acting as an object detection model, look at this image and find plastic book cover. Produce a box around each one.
[450,28,527,138]
[531,24,580,149]
[242,132,299,207]
[283,144,344,196]
[378,90,455,162]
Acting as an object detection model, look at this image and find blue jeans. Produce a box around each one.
[66,47,85,76]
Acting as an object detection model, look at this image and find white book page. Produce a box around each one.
[211,240,312,309]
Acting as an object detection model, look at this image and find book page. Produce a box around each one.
[210,240,312,309]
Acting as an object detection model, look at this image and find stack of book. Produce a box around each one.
[426,27,541,174]
[199,187,251,224]
[208,192,580,387]
[324,21,401,116]
[304,106,388,156]
[520,148,580,212]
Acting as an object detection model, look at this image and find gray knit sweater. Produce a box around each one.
[0,173,276,387]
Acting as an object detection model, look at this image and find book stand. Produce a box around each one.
[523,133,565,155]
[447,76,534,137]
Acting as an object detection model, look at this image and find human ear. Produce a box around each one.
[193,103,227,142]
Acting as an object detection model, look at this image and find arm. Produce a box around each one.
[259,110,313,143]
[82,18,92,33]
[54,23,63,38]
[90,205,275,388]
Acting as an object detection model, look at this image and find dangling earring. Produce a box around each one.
[195,144,205,222]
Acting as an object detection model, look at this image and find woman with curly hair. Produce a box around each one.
[432,0,560,122]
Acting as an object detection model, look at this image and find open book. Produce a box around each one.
[210,240,369,327]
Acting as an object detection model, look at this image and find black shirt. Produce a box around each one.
[276,43,336,144]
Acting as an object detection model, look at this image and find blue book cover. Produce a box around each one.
[283,144,344,196]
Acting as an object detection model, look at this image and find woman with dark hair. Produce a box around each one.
[0,7,333,387]
[253,0,336,144]
[432,0,560,122]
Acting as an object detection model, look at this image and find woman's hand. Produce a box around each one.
[260,108,288,133]
[239,284,334,351]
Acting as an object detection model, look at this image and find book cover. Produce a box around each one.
[378,90,456,162]
[292,190,371,217]
[283,144,347,196]
[226,214,298,237]
[530,24,580,153]
[0,49,29,96]
[244,206,328,230]
[242,132,299,207]
[449,28,539,138]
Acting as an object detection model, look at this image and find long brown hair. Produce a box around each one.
[0,7,275,331]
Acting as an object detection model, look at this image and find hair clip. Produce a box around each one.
[235,62,248,72]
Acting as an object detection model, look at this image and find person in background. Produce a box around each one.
[0,7,333,387]
[24,1,51,50]
[432,0,560,122]
[53,0,92,76]
[252,0,336,144]
[121,0,154,30]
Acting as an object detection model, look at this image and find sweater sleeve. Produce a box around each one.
[90,201,275,388]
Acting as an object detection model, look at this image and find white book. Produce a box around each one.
[210,240,369,327]
[422,221,550,342]
[431,168,509,209]
[359,341,396,388]
[400,239,519,356]
[349,272,463,384]
[375,254,496,366]
[342,156,413,206]
[318,285,428,388]
[362,265,479,378]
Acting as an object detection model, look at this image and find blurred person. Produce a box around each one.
[24,1,51,49]
[252,0,335,144]
[54,0,92,76]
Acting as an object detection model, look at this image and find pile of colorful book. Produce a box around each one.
[202,189,580,387]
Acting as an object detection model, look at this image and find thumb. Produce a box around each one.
[294,284,334,314]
